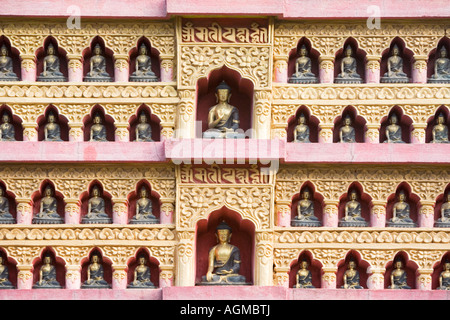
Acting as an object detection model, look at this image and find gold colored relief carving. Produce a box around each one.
[179,164,269,184]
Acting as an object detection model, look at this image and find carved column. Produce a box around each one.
[273,56,289,83]
[254,232,274,286]
[16,199,33,225]
[69,122,84,142]
[323,200,339,227]
[160,124,175,141]
[67,54,83,82]
[365,55,381,83]
[22,123,38,142]
[20,54,36,82]
[418,201,435,228]
[176,90,195,139]
[318,123,334,143]
[17,265,34,289]
[160,200,174,225]
[254,90,272,139]
[412,55,428,84]
[275,202,291,227]
[370,201,386,228]
[318,56,334,84]
[411,123,427,144]
[160,56,174,82]
[65,265,82,289]
[114,122,129,142]
[114,54,129,82]
[175,231,195,286]
[321,267,337,289]
[64,198,81,224]
[366,267,385,290]
[159,266,174,288]
[365,124,380,143]
[112,265,128,289]
[417,268,433,290]
[112,199,128,224]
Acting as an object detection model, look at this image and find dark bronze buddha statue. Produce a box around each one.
[292,187,321,227]
[381,45,409,83]
[33,255,62,289]
[387,191,416,228]
[339,190,368,227]
[0,187,15,224]
[81,254,110,289]
[32,186,64,224]
[0,45,18,81]
[289,45,318,84]
[295,260,315,288]
[341,260,363,289]
[129,186,158,224]
[127,256,156,288]
[37,43,66,82]
[428,47,450,84]
[81,186,112,224]
[335,45,362,84]
[129,44,158,82]
[83,44,112,82]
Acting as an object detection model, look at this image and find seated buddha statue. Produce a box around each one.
[203,81,245,139]
[388,260,411,289]
[32,186,64,224]
[339,190,368,227]
[127,256,156,288]
[292,187,321,227]
[0,187,15,224]
[383,114,405,143]
[81,186,112,224]
[381,45,409,83]
[438,261,450,290]
[0,45,18,81]
[339,115,356,143]
[428,47,450,83]
[199,221,248,285]
[33,255,62,289]
[341,260,363,289]
[129,43,158,82]
[335,46,362,84]
[89,114,108,142]
[0,255,14,289]
[83,44,112,82]
[293,113,310,143]
[0,113,16,141]
[81,254,110,289]
[295,260,315,288]
[431,113,450,143]
[37,43,66,82]
[387,191,416,228]
[44,112,62,141]
[135,112,153,142]
[435,193,450,228]
[129,186,158,224]
[289,45,318,84]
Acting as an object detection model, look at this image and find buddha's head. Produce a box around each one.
[91,185,100,197]
[437,113,445,125]
[47,111,56,123]
[0,45,8,56]
[392,44,400,56]
[344,45,353,57]
[299,45,307,57]
[139,112,148,124]
[389,113,398,125]
[47,43,55,56]
[216,220,232,244]
[302,187,310,200]
[215,81,232,104]
[93,44,102,56]
[2,113,10,124]
[349,190,358,201]
[140,186,148,198]
[93,113,102,124]
[440,47,447,58]
[44,186,53,197]
[139,43,147,56]
[298,113,306,125]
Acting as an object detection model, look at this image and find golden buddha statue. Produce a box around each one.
[388,260,411,289]
[438,261,450,290]
[200,221,248,285]
[295,260,315,288]
[341,260,363,289]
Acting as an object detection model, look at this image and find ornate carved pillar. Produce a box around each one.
[175,231,195,286]
[112,199,128,224]
[321,267,337,288]
[20,54,36,82]
[273,267,290,287]
[112,265,128,289]
[366,267,385,290]
[113,54,129,82]
[323,200,339,227]
[69,122,84,142]
[318,123,334,143]
[159,266,174,287]
[176,90,195,139]
[412,55,428,84]
[254,232,274,286]
[17,265,34,289]
[160,200,174,225]
[318,56,334,84]
[370,201,386,227]
[67,54,83,82]
[65,265,82,289]
[365,124,381,143]
[22,123,38,142]
[271,124,287,141]
[417,268,433,290]
[418,201,435,228]
[365,55,381,83]
[273,56,289,83]
[254,90,272,139]
[160,56,174,82]
[411,123,427,144]
[16,199,33,225]
[275,202,291,227]
[64,198,81,224]
[160,123,175,141]
[114,122,129,142]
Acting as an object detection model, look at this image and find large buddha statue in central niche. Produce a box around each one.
[203,81,245,139]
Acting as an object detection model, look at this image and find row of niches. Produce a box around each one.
[287,36,450,84]
[0,36,161,82]
[289,182,450,228]
[0,181,161,225]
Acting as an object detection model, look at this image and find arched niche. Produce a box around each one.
[384,251,418,289]
[0,105,23,141]
[286,106,319,143]
[0,180,17,223]
[82,36,114,81]
[385,182,420,226]
[291,182,323,225]
[126,247,160,288]
[0,36,21,80]
[128,37,161,81]
[333,106,367,143]
[36,105,69,141]
[0,247,17,288]
[35,36,68,81]
[334,38,366,82]
[128,104,161,142]
[195,207,255,285]
[82,105,115,141]
[31,181,65,223]
[126,180,160,223]
[379,106,413,143]
[380,37,414,82]
[425,105,450,143]
[338,182,372,225]
[80,248,113,287]
[336,250,369,289]
[432,251,450,290]
[196,66,254,138]
[287,37,319,81]
[32,247,66,288]
[434,183,450,225]
[427,37,450,80]
[79,181,113,223]
[289,250,322,288]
